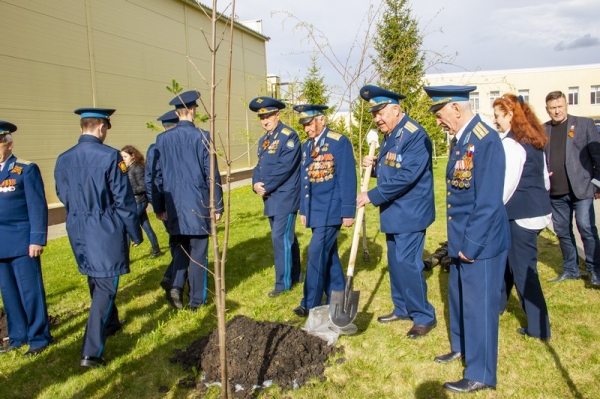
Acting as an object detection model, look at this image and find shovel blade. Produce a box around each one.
[329,289,360,328]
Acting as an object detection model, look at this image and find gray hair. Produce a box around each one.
[456,101,471,112]
[0,133,13,144]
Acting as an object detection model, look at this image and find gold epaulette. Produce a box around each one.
[473,122,489,140]
[15,158,31,165]
[404,121,419,133]
[280,128,292,136]
[327,132,342,141]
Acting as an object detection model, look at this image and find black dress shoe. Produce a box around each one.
[24,346,48,357]
[160,277,171,292]
[377,312,410,323]
[517,327,550,341]
[106,320,126,337]
[590,271,600,287]
[169,288,184,309]
[443,378,494,393]
[293,306,309,317]
[434,351,463,363]
[268,290,283,298]
[548,272,579,283]
[406,321,436,339]
[80,356,107,368]
[0,346,20,354]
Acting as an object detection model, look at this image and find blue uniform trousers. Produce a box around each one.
[302,225,345,309]
[386,231,436,325]
[448,250,507,387]
[506,221,550,338]
[268,213,301,291]
[171,235,208,307]
[82,276,120,358]
[0,255,52,349]
[162,225,175,281]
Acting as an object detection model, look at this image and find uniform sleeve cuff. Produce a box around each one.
[30,232,47,246]
[341,205,356,219]
[368,187,387,207]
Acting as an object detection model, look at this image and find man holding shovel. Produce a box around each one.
[292,104,356,317]
[357,85,437,339]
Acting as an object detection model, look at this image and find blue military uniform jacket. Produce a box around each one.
[145,143,157,204]
[152,120,223,236]
[0,155,48,259]
[446,115,510,260]
[368,115,435,234]
[252,121,301,216]
[54,135,142,278]
[300,128,357,227]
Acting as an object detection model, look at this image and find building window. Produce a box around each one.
[591,86,600,105]
[568,87,579,105]
[470,92,480,111]
[489,91,500,108]
[518,89,530,103]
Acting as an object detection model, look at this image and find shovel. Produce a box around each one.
[330,136,379,328]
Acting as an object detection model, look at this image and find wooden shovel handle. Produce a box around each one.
[346,140,378,277]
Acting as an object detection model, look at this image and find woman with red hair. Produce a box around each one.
[493,93,551,340]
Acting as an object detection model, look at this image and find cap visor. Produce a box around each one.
[299,116,315,125]
[428,103,448,113]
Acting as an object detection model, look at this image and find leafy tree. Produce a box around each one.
[371,0,446,157]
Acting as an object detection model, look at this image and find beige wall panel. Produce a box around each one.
[126,0,187,22]
[1,0,85,26]
[0,56,93,111]
[1,2,89,69]
[88,0,187,54]
[1,0,269,207]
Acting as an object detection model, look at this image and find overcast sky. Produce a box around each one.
[222,0,600,99]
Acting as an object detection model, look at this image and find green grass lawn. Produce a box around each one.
[1,162,599,398]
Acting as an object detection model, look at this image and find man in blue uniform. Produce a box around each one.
[55,108,143,368]
[292,104,356,317]
[152,91,223,310]
[249,97,302,297]
[356,85,437,339]
[145,110,179,296]
[424,85,510,393]
[0,121,53,356]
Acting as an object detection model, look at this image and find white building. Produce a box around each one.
[424,64,600,125]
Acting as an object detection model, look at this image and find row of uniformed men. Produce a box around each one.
[0,83,505,392]
[248,83,514,394]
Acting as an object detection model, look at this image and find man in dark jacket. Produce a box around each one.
[151,91,223,310]
[544,90,600,287]
[55,108,142,368]
[145,110,178,294]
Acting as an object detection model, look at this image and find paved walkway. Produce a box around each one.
[48,178,253,240]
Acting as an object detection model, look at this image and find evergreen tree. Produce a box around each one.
[286,56,344,141]
[371,0,446,157]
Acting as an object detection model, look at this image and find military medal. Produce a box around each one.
[568,125,575,138]
[262,139,270,149]
[311,146,320,158]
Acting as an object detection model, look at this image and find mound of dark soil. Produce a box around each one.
[171,315,344,396]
